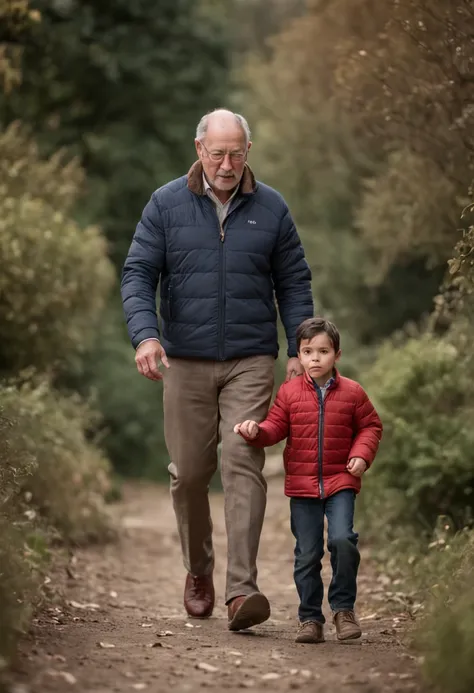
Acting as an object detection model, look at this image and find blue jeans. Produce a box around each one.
[290,490,360,624]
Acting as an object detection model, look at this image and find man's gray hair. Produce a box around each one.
[196,109,251,145]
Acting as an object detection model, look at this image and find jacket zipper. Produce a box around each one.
[213,197,247,361]
[168,281,173,321]
[218,226,225,360]
[315,386,325,499]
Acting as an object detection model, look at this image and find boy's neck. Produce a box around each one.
[311,372,334,388]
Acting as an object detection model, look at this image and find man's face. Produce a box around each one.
[195,124,250,196]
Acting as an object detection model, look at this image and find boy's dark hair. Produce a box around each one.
[296,317,340,353]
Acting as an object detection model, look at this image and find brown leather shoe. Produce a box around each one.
[295,621,325,643]
[333,610,362,640]
[227,593,271,631]
[184,573,215,618]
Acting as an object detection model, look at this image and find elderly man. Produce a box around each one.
[121,109,313,631]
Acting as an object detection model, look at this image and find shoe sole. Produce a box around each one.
[336,630,362,641]
[185,609,214,619]
[295,636,325,644]
[228,593,271,631]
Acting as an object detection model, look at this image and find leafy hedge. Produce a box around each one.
[362,330,474,532]
[0,379,114,665]
[0,122,115,671]
[0,123,115,374]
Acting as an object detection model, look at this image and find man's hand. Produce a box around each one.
[285,357,304,381]
[135,339,169,381]
[347,457,367,478]
[234,420,260,440]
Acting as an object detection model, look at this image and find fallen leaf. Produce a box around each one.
[156,630,174,637]
[69,601,100,611]
[300,670,312,678]
[141,624,153,628]
[185,623,194,628]
[110,591,118,598]
[98,642,115,649]
[196,662,219,673]
[45,670,77,685]
[261,673,281,681]
[228,650,243,656]
[61,673,77,685]
[9,685,29,693]
[150,642,173,649]
[270,650,283,660]
[132,685,147,690]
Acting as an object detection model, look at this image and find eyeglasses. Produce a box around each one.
[199,141,247,163]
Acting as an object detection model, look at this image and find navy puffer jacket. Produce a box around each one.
[121,161,313,360]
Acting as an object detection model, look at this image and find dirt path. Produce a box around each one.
[11,475,421,693]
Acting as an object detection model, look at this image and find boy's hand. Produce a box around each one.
[234,420,260,440]
[347,457,367,477]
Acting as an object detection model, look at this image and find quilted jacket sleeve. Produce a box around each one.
[240,384,290,448]
[121,194,165,349]
[271,206,313,357]
[349,387,383,467]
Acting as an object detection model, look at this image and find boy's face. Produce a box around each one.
[298,333,341,384]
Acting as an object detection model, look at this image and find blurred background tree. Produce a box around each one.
[0,0,230,268]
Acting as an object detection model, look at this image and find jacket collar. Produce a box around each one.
[303,368,340,389]
[187,160,257,196]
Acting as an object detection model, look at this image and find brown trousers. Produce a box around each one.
[163,355,275,603]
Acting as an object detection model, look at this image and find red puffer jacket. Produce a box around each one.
[242,370,382,498]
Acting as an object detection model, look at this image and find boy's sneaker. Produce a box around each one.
[333,610,362,640]
[295,620,325,643]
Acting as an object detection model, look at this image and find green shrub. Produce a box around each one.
[416,530,474,693]
[0,378,114,543]
[0,123,115,374]
[0,377,115,667]
[0,402,45,667]
[362,331,474,531]
[0,517,45,666]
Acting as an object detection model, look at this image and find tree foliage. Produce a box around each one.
[331,0,474,272]
[0,122,115,374]
[0,0,231,267]
[240,1,451,343]
[0,0,37,92]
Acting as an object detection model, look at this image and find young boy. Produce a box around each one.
[234,317,382,644]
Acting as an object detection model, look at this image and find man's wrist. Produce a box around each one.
[136,338,160,349]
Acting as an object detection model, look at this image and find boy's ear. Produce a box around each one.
[335,349,342,362]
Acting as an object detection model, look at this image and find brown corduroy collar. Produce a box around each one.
[187,160,257,196]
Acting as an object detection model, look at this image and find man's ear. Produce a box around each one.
[195,139,203,159]
[247,141,252,153]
